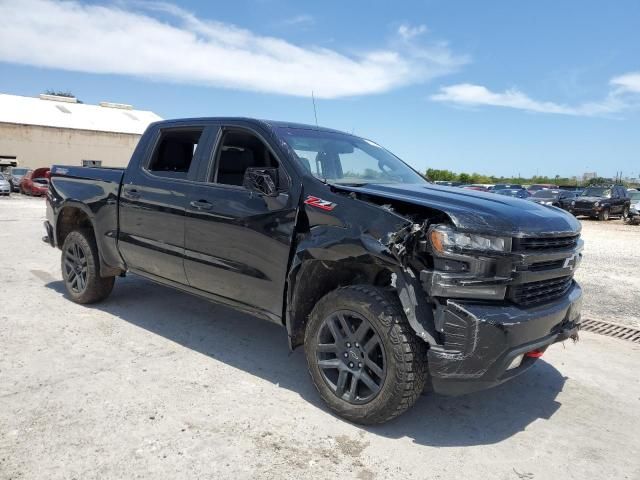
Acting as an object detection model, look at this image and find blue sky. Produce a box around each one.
[0,0,638,178]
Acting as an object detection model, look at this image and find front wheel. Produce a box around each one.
[61,229,115,304]
[305,285,427,424]
[598,208,610,221]
[622,206,629,221]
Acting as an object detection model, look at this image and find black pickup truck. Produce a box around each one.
[44,118,582,424]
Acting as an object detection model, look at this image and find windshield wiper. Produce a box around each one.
[330,181,370,187]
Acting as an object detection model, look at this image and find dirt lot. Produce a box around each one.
[1,196,639,480]
[574,219,640,328]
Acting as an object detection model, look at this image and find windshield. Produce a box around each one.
[533,190,559,199]
[581,187,610,197]
[11,168,28,176]
[629,192,640,200]
[0,173,5,180]
[276,128,427,186]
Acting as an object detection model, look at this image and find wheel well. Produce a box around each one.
[56,207,93,248]
[286,260,393,349]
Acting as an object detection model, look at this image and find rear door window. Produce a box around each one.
[147,129,204,179]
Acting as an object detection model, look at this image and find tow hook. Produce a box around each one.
[525,349,545,358]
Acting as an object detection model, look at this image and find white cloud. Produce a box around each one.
[280,14,315,27]
[398,24,428,41]
[0,0,467,99]
[610,72,640,93]
[431,75,640,117]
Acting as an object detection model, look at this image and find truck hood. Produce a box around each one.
[334,183,581,237]
[574,196,605,204]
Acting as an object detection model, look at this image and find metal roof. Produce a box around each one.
[0,94,162,135]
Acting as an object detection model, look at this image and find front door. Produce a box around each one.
[183,125,299,319]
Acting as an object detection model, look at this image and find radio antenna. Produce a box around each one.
[311,90,318,127]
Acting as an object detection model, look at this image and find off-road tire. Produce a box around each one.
[598,208,609,221]
[305,285,428,425]
[61,229,115,304]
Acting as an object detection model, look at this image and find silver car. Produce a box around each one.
[0,173,11,196]
[628,191,640,224]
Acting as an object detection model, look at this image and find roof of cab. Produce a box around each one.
[155,117,352,136]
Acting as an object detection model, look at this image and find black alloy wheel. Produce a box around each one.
[305,285,427,424]
[63,240,88,294]
[315,310,386,404]
[599,208,610,221]
[60,229,115,304]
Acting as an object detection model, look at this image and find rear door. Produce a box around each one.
[183,123,300,320]
[118,123,215,284]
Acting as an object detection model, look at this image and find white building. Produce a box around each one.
[0,93,162,171]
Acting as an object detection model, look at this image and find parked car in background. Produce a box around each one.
[527,183,557,193]
[627,191,640,224]
[569,185,630,221]
[496,188,531,199]
[492,184,526,191]
[530,189,576,211]
[461,184,490,192]
[0,173,11,196]
[433,180,462,187]
[20,167,50,196]
[558,185,584,195]
[8,167,29,192]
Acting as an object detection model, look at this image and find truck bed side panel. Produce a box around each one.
[48,165,125,270]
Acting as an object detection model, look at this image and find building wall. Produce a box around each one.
[0,122,142,169]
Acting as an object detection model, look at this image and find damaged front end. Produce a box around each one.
[291,182,583,396]
[376,207,583,395]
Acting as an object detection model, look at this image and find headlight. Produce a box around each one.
[571,201,575,206]
[429,225,511,254]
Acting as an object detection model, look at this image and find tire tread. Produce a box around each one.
[305,284,428,424]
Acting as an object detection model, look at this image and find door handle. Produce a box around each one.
[190,200,213,211]
[123,188,140,200]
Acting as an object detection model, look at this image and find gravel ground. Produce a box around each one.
[1,195,639,480]
[574,218,640,328]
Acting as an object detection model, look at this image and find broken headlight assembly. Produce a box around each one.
[429,225,511,255]
[422,225,512,300]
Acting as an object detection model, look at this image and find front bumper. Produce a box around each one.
[570,207,599,216]
[428,282,582,395]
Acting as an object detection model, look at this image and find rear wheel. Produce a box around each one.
[598,208,610,221]
[305,285,427,424]
[61,229,115,304]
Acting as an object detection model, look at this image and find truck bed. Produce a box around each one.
[48,165,126,272]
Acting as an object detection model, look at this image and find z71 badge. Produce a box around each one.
[304,195,337,211]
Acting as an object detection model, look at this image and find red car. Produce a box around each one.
[20,167,50,196]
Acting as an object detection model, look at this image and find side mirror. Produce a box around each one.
[243,167,279,197]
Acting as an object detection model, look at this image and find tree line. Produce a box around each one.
[424,169,629,187]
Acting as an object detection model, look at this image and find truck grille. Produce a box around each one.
[515,235,579,251]
[526,259,566,272]
[510,276,573,306]
[574,201,594,209]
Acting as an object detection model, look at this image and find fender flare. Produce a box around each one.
[54,200,122,277]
